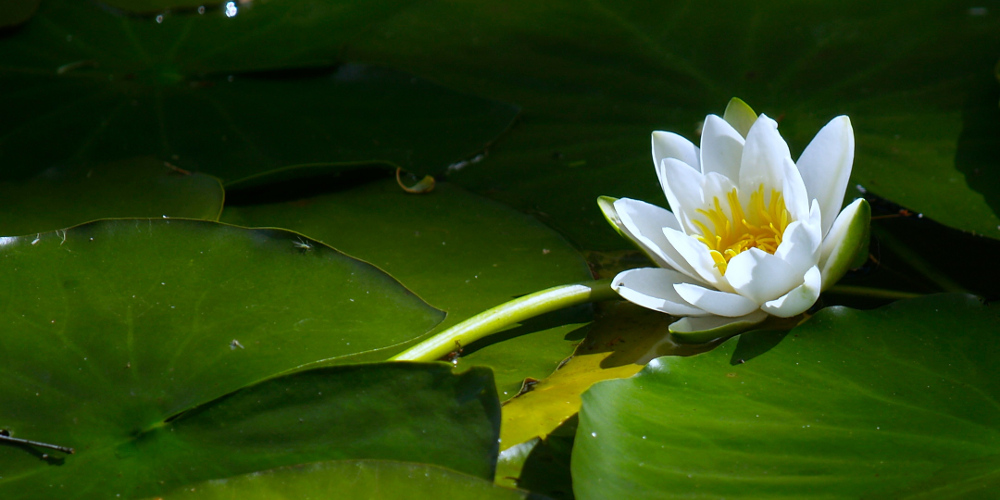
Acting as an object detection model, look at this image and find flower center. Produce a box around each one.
[693,185,791,275]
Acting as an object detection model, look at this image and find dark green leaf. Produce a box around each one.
[514,416,577,500]
[222,179,594,397]
[156,459,544,500]
[1,362,499,499]
[573,294,1000,499]
[101,0,227,14]
[0,219,450,496]
[0,0,38,27]
[0,0,518,184]
[0,157,223,236]
[347,1,1000,244]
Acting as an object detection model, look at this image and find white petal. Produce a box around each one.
[663,227,732,292]
[613,198,701,280]
[668,310,769,343]
[739,115,791,197]
[796,116,855,237]
[699,114,744,180]
[773,200,823,274]
[652,131,700,171]
[780,150,811,222]
[740,115,809,221]
[725,247,804,304]
[762,266,822,317]
[674,283,760,317]
[611,268,708,316]
[657,158,705,233]
[819,198,871,290]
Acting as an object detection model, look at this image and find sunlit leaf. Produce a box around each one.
[0,219,450,497]
[222,179,594,397]
[154,459,542,500]
[573,293,1000,499]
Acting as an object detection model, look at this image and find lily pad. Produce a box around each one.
[573,293,1000,499]
[221,179,594,397]
[155,459,543,500]
[0,156,223,237]
[0,0,518,184]
[347,0,1000,244]
[1,362,499,499]
[0,219,454,496]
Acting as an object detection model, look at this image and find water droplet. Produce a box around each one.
[197,6,205,14]
[155,14,164,23]
[225,1,238,17]
[590,432,597,438]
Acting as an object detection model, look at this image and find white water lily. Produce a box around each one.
[600,98,870,340]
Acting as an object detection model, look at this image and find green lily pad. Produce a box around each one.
[348,0,1000,244]
[0,0,518,184]
[0,219,455,496]
[1,362,499,499]
[0,219,442,407]
[221,179,594,398]
[0,156,223,237]
[154,459,543,500]
[573,293,1000,499]
[0,0,39,28]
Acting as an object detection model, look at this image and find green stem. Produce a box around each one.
[391,278,617,362]
[826,284,923,300]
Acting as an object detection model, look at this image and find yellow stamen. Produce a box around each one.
[694,185,791,275]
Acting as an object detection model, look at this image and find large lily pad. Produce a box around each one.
[573,293,1000,499]
[222,179,594,397]
[0,219,442,411]
[0,0,518,184]
[0,156,223,236]
[348,0,1000,244]
[0,219,454,496]
[1,362,499,499]
[156,459,542,500]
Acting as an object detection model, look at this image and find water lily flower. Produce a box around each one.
[599,98,870,342]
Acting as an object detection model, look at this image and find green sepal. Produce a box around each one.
[722,97,758,138]
[820,198,871,291]
[668,311,769,344]
[597,196,626,239]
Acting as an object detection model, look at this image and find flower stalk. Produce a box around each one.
[391,279,617,362]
